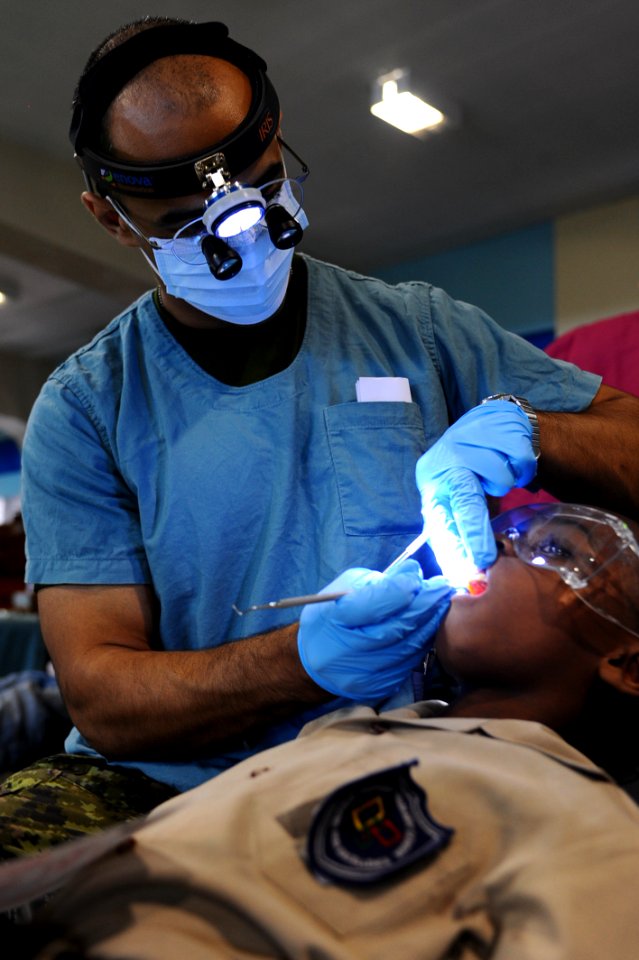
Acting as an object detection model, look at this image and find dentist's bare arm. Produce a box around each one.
[37,583,330,760]
[536,384,639,518]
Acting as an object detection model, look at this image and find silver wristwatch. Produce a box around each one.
[481,393,541,459]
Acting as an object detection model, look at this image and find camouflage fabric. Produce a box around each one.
[0,754,177,860]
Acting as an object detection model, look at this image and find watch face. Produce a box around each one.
[483,393,516,404]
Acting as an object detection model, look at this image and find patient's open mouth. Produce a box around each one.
[452,572,488,597]
[467,572,488,596]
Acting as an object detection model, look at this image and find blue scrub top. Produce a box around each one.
[22,254,600,790]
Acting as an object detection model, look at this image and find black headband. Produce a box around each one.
[70,21,280,198]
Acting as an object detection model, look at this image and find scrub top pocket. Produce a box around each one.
[324,401,426,537]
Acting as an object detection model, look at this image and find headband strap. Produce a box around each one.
[70,21,279,198]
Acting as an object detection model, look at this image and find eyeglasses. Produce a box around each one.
[169,175,306,265]
[108,138,309,279]
[492,503,639,639]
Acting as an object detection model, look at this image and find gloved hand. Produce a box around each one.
[416,399,538,577]
[298,560,454,702]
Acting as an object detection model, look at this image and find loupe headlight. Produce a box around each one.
[195,154,264,279]
[194,151,306,278]
[202,184,266,239]
[201,177,305,251]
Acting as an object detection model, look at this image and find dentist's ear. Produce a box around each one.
[599,649,639,696]
[80,192,142,247]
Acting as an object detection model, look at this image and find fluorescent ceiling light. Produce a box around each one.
[370,69,446,136]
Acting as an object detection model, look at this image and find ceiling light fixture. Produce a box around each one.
[370,68,447,137]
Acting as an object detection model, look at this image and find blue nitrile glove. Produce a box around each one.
[416,400,538,577]
[297,560,454,702]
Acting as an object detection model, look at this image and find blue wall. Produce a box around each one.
[374,221,555,345]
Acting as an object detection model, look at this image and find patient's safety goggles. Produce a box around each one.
[492,503,639,639]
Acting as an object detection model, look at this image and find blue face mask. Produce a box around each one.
[143,182,309,325]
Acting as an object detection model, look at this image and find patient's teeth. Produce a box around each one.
[467,572,488,596]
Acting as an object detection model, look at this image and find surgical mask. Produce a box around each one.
[143,180,308,325]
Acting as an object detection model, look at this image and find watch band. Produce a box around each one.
[481,393,541,459]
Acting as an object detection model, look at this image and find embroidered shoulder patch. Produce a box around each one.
[305,760,453,887]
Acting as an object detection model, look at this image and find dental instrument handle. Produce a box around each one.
[233,591,349,615]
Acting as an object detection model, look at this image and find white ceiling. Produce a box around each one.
[1,0,639,363]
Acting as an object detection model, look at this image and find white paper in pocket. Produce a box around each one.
[355,377,412,403]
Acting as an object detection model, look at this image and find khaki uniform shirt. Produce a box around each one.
[43,704,639,959]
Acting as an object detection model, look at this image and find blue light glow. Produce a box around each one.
[216,204,264,238]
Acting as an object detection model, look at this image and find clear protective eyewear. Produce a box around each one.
[492,503,639,639]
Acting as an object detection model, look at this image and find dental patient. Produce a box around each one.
[10,503,639,959]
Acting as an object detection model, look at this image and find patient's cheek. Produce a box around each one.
[434,600,486,672]
[434,571,521,673]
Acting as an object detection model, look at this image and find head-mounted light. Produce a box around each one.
[193,149,306,274]
[108,143,308,281]
[492,502,639,639]
[197,153,267,239]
